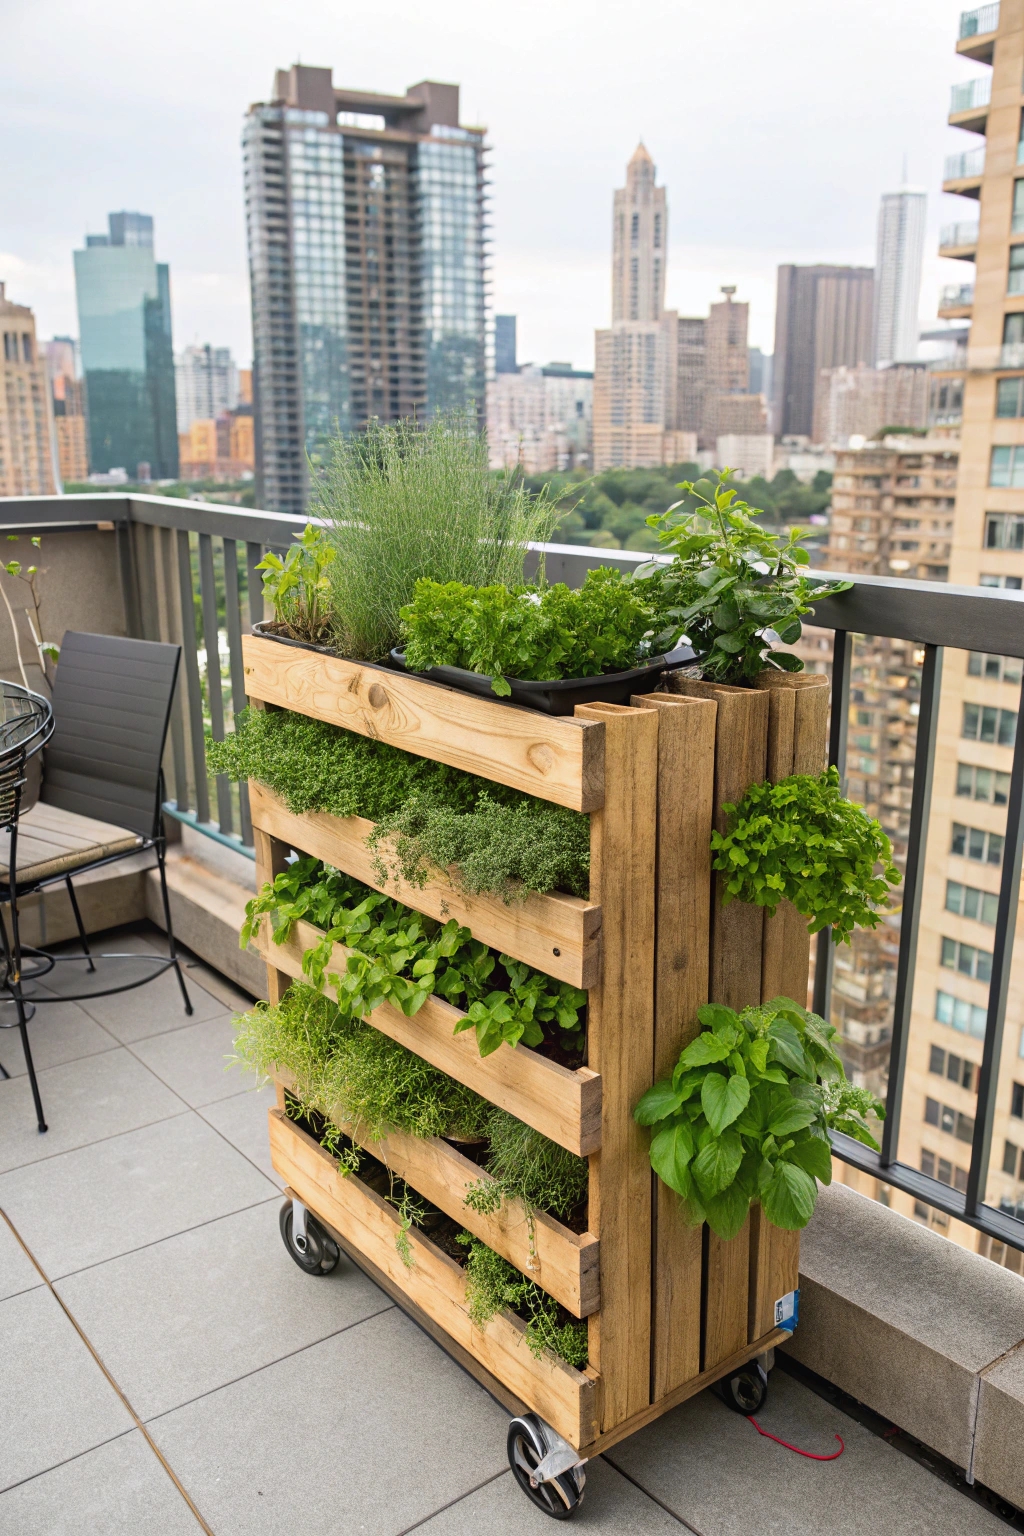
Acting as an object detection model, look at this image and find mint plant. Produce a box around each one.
[634,998,884,1240]
[256,522,335,644]
[711,767,901,945]
[636,474,850,682]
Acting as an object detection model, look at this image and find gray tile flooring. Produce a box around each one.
[0,925,1015,1534]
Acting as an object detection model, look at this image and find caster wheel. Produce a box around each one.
[507,1414,584,1520]
[279,1201,340,1275]
[717,1362,768,1415]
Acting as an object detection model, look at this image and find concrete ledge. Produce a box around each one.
[782,1180,1024,1504]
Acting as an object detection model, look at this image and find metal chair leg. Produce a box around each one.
[65,875,96,973]
[0,904,46,1132]
[156,843,193,1016]
[0,1058,9,1079]
[16,1003,47,1133]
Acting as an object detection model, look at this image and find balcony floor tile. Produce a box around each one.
[128,1012,257,1107]
[200,1082,285,1188]
[414,1458,683,1532]
[0,1213,42,1303]
[0,1430,203,1534]
[0,990,117,1077]
[0,1111,277,1278]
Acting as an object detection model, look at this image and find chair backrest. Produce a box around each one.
[40,632,181,838]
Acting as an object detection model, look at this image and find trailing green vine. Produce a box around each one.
[208,708,590,903]
[459,1234,589,1367]
[634,998,884,1241]
[242,858,587,1058]
[711,767,901,945]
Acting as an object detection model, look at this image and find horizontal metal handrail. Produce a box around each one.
[944,146,986,179]
[949,75,992,113]
[959,2,999,38]
[939,220,980,249]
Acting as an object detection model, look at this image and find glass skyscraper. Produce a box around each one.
[73,212,178,479]
[243,66,488,514]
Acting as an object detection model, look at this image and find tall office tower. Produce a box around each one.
[593,145,681,470]
[0,285,58,495]
[772,264,875,440]
[874,187,927,366]
[73,212,178,479]
[45,337,89,483]
[676,317,706,435]
[701,287,762,447]
[494,315,518,374]
[176,344,239,432]
[243,65,488,515]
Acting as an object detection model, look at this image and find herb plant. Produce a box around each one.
[316,412,562,662]
[1,534,60,691]
[400,565,659,696]
[634,998,884,1241]
[465,1110,587,1224]
[636,474,851,683]
[256,523,335,645]
[459,1234,589,1367]
[207,708,590,903]
[711,767,901,945]
[243,858,587,1058]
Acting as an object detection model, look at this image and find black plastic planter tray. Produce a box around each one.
[389,646,695,715]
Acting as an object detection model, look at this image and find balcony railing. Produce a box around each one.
[959,2,999,37]
[950,75,992,113]
[944,146,986,180]
[939,219,980,250]
[2,490,1024,1260]
[939,282,975,307]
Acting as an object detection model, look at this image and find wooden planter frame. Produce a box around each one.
[242,634,816,1457]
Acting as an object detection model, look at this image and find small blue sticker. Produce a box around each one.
[774,1288,799,1333]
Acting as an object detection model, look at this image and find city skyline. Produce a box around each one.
[0,0,979,371]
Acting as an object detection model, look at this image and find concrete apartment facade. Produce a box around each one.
[0,284,58,496]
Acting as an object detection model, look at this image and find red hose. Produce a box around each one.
[747,1415,845,1460]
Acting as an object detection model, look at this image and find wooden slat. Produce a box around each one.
[270,1108,597,1448]
[703,1218,750,1369]
[253,826,290,1005]
[636,692,716,1399]
[242,633,604,812]
[576,703,657,1432]
[748,1206,801,1341]
[254,919,601,1156]
[248,780,601,990]
[274,1069,598,1317]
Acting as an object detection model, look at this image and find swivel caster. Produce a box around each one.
[507,1413,585,1520]
[279,1199,340,1275]
[715,1361,768,1415]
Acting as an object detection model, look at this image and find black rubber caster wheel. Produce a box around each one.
[716,1362,768,1415]
[279,1201,340,1275]
[507,1414,584,1520]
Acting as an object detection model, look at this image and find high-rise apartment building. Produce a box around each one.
[700,287,765,447]
[874,187,927,365]
[494,315,518,374]
[486,362,593,473]
[813,361,929,447]
[73,211,178,479]
[44,336,89,484]
[677,318,706,435]
[243,64,488,514]
[176,344,239,432]
[0,285,58,495]
[772,264,876,439]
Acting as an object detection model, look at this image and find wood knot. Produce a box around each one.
[526,743,554,775]
[368,683,388,710]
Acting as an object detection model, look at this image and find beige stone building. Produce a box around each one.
[0,284,58,496]
[813,363,930,448]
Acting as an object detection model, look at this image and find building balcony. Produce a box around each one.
[938,282,975,318]
[943,145,985,196]
[957,2,1000,61]
[939,219,980,257]
[949,74,992,131]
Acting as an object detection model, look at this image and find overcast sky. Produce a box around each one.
[2,0,978,369]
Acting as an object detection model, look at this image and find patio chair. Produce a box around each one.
[0,633,193,1133]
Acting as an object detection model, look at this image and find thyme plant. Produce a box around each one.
[459,1234,589,1366]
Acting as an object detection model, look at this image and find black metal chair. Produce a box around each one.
[0,633,193,1133]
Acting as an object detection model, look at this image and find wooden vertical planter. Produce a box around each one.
[242,635,809,1456]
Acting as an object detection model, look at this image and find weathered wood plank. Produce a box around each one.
[254,918,601,1156]
[253,826,290,1005]
[248,780,601,990]
[270,1109,596,1448]
[273,1069,598,1317]
[242,633,605,811]
[636,692,716,1399]
[748,1205,801,1342]
[703,1219,751,1369]
[576,702,658,1432]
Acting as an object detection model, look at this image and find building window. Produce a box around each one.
[985,513,1024,549]
[989,445,1024,487]
[968,651,1023,684]
[936,989,988,1037]
[1004,1140,1021,1176]
[1012,1082,1024,1118]
[981,572,1024,588]
[1014,181,1024,233]
[929,1043,977,1089]
[951,822,1004,864]
[941,936,993,982]
[962,702,1017,746]
[956,761,1012,803]
[2,333,16,362]
[945,879,999,924]
[1011,247,1024,297]
[997,376,1024,416]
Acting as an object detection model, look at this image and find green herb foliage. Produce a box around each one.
[635,474,851,683]
[634,999,885,1241]
[256,523,335,644]
[711,768,901,945]
[400,566,659,696]
[206,708,590,903]
[243,858,587,1058]
[464,1111,587,1224]
[316,412,562,662]
[458,1234,589,1367]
